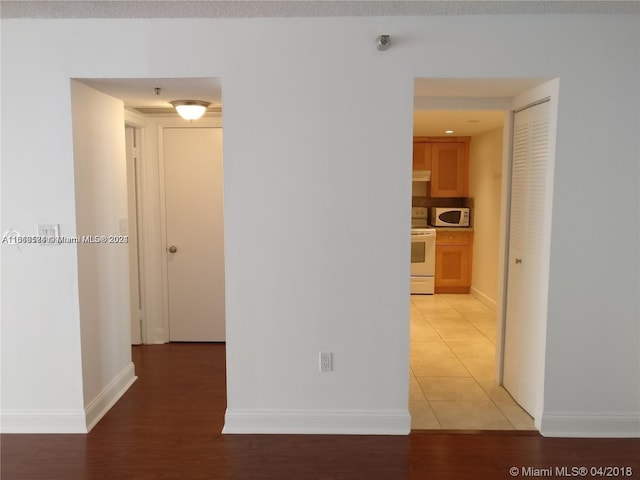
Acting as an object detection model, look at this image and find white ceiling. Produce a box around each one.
[77,77,222,114]
[414,109,504,136]
[2,1,636,18]
[413,77,549,98]
[412,78,550,136]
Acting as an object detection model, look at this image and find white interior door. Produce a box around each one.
[164,127,225,342]
[503,100,551,416]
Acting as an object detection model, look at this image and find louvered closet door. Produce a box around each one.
[503,101,550,416]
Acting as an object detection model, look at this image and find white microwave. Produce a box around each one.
[431,207,470,227]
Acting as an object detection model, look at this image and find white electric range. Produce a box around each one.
[410,207,436,294]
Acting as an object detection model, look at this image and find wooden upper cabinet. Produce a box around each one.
[412,142,432,171]
[431,140,469,197]
[413,136,470,197]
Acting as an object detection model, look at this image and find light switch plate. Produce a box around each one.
[37,224,59,245]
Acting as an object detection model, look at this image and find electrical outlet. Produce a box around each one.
[319,352,333,372]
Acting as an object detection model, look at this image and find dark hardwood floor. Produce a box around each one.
[2,343,639,479]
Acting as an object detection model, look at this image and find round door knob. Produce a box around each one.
[515,257,522,264]
[168,246,178,253]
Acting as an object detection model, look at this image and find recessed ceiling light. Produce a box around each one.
[445,130,454,134]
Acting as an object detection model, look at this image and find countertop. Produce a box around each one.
[430,226,474,232]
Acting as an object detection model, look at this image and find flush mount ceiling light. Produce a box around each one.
[170,100,210,120]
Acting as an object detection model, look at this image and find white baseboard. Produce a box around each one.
[222,409,411,435]
[540,412,640,437]
[84,362,137,432]
[0,364,136,434]
[469,287,497,312]
[1,409,87,433]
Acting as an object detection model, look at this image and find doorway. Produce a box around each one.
[77,77,224,345]
[408,78,559,431]
[70,77,227,432]
[125,121,226,343]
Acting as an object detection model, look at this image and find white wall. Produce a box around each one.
[70,81,136,431]
[469,127,503,309]
[1,13,639,436]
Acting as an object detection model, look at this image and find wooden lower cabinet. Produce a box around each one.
[434,231,473,294]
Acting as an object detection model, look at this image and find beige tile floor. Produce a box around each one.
[409,293,537,431]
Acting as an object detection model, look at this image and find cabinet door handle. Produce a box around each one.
[515,257,522,264]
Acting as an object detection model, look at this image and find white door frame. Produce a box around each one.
[125,126,144,344]
[495,78,560,428]
[124,113,151,345]
[412,78,559,429]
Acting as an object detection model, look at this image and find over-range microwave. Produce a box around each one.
[431,207,470,227]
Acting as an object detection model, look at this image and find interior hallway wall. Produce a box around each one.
[70,80,136,431]
[1,13,638,436]
[469,127,504,309]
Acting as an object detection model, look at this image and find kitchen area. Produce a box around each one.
[410,108,505,303]
[408,110,536,431]
[410,136,473,296]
